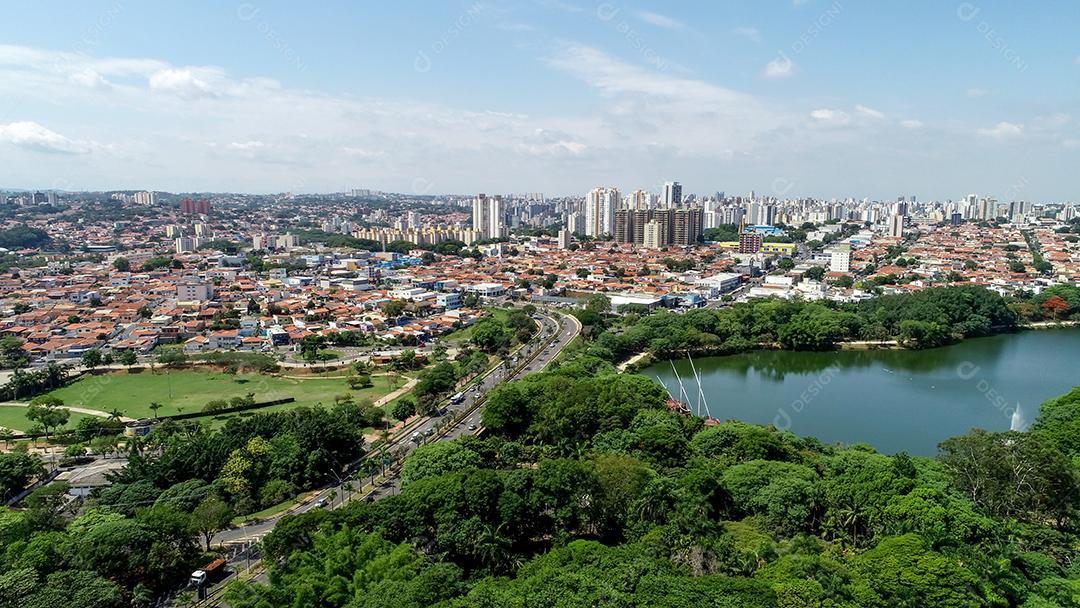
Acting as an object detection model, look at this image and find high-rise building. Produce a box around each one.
[738,232,762,254]
[829,245,852,272]
[180,198,211,215]
[174,237,195,254]
[612,207,702,247]
[662,182,682,208]
[630,189,650,210]
[134,191,156,205]
[487,195,504,240]
[642,220,663,249]
[557,229,571,250]
[472,194,489,237]
[673,208,703,245]
[888,214,905,237]
[585,187,619,237]
[566,212,583,235]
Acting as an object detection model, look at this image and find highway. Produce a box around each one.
[208,310,580,553]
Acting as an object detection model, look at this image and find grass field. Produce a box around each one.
[0,406,96,434]
[44,369,405,420]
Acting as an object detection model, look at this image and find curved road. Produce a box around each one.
[213,311,580,548]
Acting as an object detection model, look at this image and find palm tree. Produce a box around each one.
[148,402,163,419]
[476,523,516,575]
[108,408,124,422]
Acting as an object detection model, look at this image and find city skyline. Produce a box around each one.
[2,1,1080,199]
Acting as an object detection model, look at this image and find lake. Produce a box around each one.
[641,328,1080,455]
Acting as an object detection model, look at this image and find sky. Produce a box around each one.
[0,0,1078,200]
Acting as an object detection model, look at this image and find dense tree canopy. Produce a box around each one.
[224,367,1080,608]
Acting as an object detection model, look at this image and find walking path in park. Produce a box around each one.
[0,402,135,422]
[372,378,418,407]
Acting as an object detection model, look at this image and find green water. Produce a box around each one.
[641,328,1080,455]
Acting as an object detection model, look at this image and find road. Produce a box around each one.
[212,311,580,548]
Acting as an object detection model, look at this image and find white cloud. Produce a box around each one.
[977,122,1023,139]
[855,104,884,119]
[0,121,90,154]
[763,55,795,78]
[732,27,761,43]
[809,108,850,126]
[148,68,219,99]
[966,87,989,98]
[635,10,684,30]
[900,119,924,129]
[228,141,266,151]
[69,68,112,90]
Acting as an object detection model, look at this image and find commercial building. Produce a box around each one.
[694,273,742,293]
[761,242,797,256]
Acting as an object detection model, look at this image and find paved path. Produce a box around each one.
[0,402,135,422]
[372,378,418,407]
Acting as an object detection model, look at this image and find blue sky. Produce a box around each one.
[0,0,1078,200]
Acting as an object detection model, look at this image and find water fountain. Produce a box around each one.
[1009,404,1027,432]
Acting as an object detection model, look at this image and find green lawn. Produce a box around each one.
[44,370,404,420]
[0,406,97,434]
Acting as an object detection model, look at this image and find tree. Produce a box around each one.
[148,402,163,419]
[391,398,416,422]
[383,300,407,318]
[1041,295,1069,320]
[804,266,826,281]
[192,496,234,551]
[155,348,188,368]
[0,336,28,369]
[26,396,70,442]
[299,335,326,365]
[400,441,482,487]
[939,429,1079,524]
[0,449,45,499]
[584,293,612,314]
[471,317,512,353]
[117,349,138,367]
[81,349,103,369]
[112,257,131,272]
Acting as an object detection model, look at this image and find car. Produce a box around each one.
[467,423,477,430]
[314,498,329,509]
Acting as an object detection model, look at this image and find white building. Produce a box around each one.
[642,220,663,249]
[557,229,571,250]
[694,272,742,293]
[134,191,157,205]
[472,194,505,240]
[585,187,618,237]
[177,282,213,301]
[829,244,852,273]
